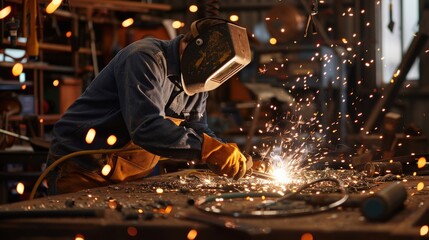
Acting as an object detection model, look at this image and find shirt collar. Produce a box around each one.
[166,35,183,84]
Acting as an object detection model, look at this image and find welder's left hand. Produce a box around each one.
[201,133,250,180]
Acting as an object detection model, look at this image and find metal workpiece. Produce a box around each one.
[363,161,403,177]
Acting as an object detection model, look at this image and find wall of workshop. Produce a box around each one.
[401,2,429,149]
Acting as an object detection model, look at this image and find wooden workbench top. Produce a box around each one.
[0,169,428,240]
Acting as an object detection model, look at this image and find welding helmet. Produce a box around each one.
[181,18,251,96]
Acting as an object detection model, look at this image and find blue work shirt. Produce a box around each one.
[48,35,216,170]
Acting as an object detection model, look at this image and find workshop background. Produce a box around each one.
[0,1,429,239]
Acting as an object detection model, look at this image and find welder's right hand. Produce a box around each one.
[201,133,249,180]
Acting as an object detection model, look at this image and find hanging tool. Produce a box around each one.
[87,9,99,76]
[304,0,318,37]
[5,17,20,46]
[22,0,39,60]
[381,112,402,159]
[387,0,395,32]
[0,128,50,151]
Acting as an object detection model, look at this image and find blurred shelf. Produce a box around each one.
[0,172,42,180]
[2,38,99,55]
[0,80,33,90]
[4,0,172,13]
[0,61,74,72]
[9,114,61,125]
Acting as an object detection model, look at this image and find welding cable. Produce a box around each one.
[194,177,349,218]
[262,177,348,210]
[29,147,142,200]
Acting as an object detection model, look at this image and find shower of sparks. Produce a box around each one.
[245,2,429,185]
[244,83,342,186]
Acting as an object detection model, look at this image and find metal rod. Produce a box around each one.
[0,128,30,141]
[244,98,263,153]
[87,10,99,76]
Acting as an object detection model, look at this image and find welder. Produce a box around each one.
[45,18,252,195]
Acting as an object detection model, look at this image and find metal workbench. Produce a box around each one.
[0,169,427,240]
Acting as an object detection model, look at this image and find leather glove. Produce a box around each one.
[201,133,249,180]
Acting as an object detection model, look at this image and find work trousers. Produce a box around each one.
[46,142,160,195]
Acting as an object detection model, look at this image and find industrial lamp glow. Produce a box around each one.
[46,0,63,14]
[0,5,11,19]
[122,18,134,28]
[12,63,23,76]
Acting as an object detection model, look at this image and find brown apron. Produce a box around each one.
[56,142,160,194]
[55,117,182,194]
